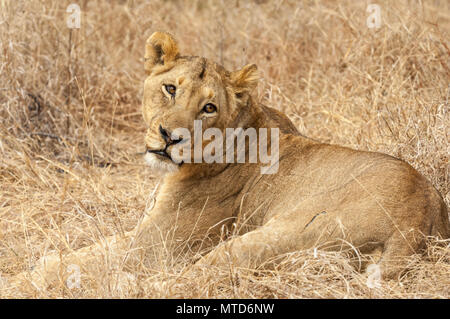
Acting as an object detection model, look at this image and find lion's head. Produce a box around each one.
[142,32,259,174]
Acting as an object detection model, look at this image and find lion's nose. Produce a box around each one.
[159,125,183,146]
[159,125,171,143]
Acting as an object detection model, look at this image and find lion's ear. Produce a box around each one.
[230,64,259,94]
[145,32,180,73]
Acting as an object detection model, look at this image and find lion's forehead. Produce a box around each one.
[174,57,229,87]
[179,56,229,76]
[145,57,229,102]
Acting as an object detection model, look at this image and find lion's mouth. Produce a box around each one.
[146,148,183,166]
[146,128,185,166]
[147,148,171,160]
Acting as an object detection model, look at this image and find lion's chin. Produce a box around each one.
[144,152,179,175]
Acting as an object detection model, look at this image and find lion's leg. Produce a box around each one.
[193,207,343,270]
[9,231,135,293]
[193,210,423,281]
[9,202,210,293]
[375,231,420,280]
[194,222,295,269]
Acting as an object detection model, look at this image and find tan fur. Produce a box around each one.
[13,32,449,289]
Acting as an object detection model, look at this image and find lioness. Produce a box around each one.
[12,32,449,289]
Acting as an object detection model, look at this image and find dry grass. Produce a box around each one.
[0,0,449,298]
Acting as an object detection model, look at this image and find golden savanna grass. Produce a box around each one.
[0,0,449,298]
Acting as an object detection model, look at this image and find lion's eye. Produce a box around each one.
[164,84,176,97]
[202,103,217,114]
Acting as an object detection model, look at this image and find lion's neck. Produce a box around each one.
[166,96,311,181]
[229,96,268,131]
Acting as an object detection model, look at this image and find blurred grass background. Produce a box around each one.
[0,0,449,298]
